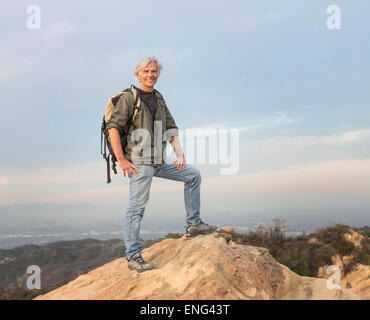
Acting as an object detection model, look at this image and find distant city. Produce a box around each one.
[1,203,368,249]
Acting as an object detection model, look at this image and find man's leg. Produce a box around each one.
[124,164,155,261]
[154,162,217,237]
[154,162,202,226]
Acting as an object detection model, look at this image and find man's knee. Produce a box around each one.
[186,164,201,184]
[126,205,146,217]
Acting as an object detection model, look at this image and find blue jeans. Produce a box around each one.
[124,162,202,260]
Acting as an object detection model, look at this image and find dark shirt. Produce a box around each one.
[138,88,156,120]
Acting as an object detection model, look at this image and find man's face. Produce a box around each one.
[138,61,158,90]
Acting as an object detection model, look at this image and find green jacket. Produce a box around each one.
[105,89,179,167]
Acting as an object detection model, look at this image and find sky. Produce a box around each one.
[0,0,370,232]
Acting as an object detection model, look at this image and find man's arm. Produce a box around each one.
[170,135,185,170]
[169,135,183,155]
[108,128,140,177]
[160,98,184,169]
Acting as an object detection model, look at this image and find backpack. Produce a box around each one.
[100,85,141,183]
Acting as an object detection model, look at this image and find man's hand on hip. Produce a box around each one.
[118,159,140,178]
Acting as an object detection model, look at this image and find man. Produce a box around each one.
[106,57,217,272]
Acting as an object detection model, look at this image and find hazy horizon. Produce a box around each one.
[0,202,369,249]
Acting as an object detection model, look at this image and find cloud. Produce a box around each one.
[201,158,370,213]
[0,18,80,82]
[41,21,80,50]
[243,112,299,130]
[0,176,9,185]
[5,161,104,186]
[183,112,299,132]
[37,185,130,204]
[2,154,370,220]
[0,56,32,82]
[0,160,184,205]
[278,129,370,146]
[237,128,370,173]
[217,4,298,36]
[23,157,370,213]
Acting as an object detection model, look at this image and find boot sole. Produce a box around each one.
[186,229,217,239]
[128,265,155,272]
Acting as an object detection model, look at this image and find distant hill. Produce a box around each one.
[356,226,370,237]
[0,237,163,300]
[224,222,369,277]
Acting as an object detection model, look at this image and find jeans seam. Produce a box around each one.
[128,214,132,259]
[126,167,154,260]
[184,179,195,225]
[189,187,193,224]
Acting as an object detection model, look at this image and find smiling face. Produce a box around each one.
[137,61,159,92]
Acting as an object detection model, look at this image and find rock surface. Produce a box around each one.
[316,228,369,300]
[35,230,360,300]
[342,264,370,300]
[344,229,364,248]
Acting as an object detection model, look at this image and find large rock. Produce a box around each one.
[35,231,360,300]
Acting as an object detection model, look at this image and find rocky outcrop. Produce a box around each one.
[344,229,364,248]
[316,228,369,300]
[35,230,360,300]
[342,264,370,300]
[318,261,369,300]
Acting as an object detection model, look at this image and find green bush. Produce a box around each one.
[322,255,332,265]
[165,233,182,239]
[277,253,311,277]
[230,221,370,278]
[337,240,355,256]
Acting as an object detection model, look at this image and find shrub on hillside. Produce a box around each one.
[165,233,182,239]
[337,239,355,256]
[229,220,370,278]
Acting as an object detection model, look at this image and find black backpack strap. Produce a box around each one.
[130,85,140,110]
[106,154,111,184]
[101,116,111,183]
[100,118,104,156]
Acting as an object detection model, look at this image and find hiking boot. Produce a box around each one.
[185,220,217,238]
[127,253,155,272]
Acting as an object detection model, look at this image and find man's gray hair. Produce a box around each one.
[134,57,162,81]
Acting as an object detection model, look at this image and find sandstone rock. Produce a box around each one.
[222,227,234,233]
[35,231,360,300]
[319,262,369,300]
[342,264,370,300]
[344,228,364,248]
[315,228,369,299]
[308,237,321,245]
